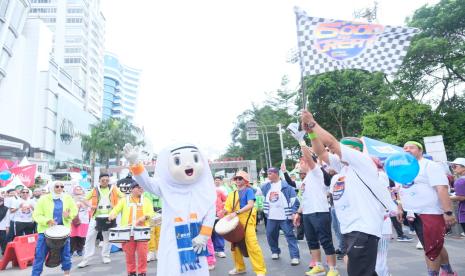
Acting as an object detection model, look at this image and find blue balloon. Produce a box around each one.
[384,152,420,185]
[0,170,11,181]
[80,170,88,179]
[79,179,91,190]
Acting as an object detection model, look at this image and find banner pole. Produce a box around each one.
[294,10,307,111]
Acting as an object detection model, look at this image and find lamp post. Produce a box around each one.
[277,123,285,162]
[247,120,272,168]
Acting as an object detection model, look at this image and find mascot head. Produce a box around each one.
[117,174,135,194]
[166,144,204,185]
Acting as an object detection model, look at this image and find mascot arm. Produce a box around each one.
[199,203,216,237]
[130,163,162,197]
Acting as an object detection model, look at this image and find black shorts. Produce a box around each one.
[344,231,379,276]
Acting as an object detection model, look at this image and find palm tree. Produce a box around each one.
[81,118,144,182]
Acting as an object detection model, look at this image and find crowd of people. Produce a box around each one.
[0,109,464,276]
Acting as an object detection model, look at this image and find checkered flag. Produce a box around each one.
[294,7,419,76]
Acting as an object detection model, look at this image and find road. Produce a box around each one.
[1,224,464,275]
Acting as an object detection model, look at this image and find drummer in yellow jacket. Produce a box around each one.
[109,181,155,276]
[32,182,78,276]
[224,171,266,276]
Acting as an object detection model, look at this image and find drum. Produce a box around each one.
[149,213,162,227]
[214,216,244,243]
[44,225,70,268]
[109,227,131,243]
[133,226,151,242]
[95,214,116,231]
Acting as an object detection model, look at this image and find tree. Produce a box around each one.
[81,118,143,182]
[304,70,393,138]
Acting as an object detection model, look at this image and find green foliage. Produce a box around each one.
[305,70,392,138]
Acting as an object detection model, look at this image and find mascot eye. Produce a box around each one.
[194,154,199,163]
[174,156,180,166]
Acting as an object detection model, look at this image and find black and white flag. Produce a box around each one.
[295,7,419,76]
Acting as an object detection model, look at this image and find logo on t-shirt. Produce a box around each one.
[269,192,279,203]
[332,176,346,200]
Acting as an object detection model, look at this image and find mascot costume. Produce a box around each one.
[124,143,216,276]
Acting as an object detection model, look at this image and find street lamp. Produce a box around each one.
[246,121,270,169]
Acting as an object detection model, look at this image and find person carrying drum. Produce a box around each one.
[31,182,78,276]
[109,181,154,276]
[78,173,124,268]
[224,170,266,276]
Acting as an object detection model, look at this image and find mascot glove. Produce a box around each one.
[123,143,140,165]
[192,234,209,254]
[287,122,306,143]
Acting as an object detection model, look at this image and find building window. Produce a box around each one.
[67,8,83,14]
[31,0,51,3]
[30,7,57,13]
[65,47,81,54]
[66,17,83,24]
[42,17,56,23]
[64,57,82,64]
[0,0,9,18]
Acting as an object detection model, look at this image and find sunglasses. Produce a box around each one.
[233,176,244,181]
[55,185,64,188]
[21,191,29,194]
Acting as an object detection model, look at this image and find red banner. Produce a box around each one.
[0,159,15,170]
[0,164,37,187]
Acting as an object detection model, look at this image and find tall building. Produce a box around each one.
[28,0,105,118]
[0,0,30,83]
[103,52,141,122]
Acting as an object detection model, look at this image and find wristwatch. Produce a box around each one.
[444,211,453,216]
[303,122,316,130]
[235,210,241,215]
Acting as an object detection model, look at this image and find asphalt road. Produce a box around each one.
[1,224,464,276]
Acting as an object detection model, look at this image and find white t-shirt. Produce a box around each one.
[299,165,330,214]
[399,158,448,214]
[266,181,287,220]
[328,144,387,238]
[12,198,35,223]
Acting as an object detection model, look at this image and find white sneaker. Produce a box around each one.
[460,232,465,237]
[216,251,226,258]
[409,230,415,235]
[228,268,246,275]
[77,260,88,268]
[147,251,156,262]
[416,241,423,249]
[208,265,215,270]
[102,257,111,264]
[271,253,279,260]
[291,258,300,265]
[98,241,103,248]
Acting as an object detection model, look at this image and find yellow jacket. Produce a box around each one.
[109,195,154,227]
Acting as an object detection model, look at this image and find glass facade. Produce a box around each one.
[102,53,141,122]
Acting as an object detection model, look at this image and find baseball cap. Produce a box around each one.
[450,158,465,167]
[129,182,141,189]
[267,167,279,174]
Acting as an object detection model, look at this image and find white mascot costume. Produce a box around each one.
[124,143,216,276]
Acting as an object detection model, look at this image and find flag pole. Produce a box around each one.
[294,9,307,111]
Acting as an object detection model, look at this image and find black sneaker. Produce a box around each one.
[138,274,146,276]
[128,273,136,276]
[397,235,413,242]
[336,252,345,260]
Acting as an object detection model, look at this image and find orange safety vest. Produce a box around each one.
[90,185,120,217]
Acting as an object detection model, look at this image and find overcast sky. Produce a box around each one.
[101,0,438,159]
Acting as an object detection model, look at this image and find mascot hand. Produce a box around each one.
[287,122,305,142]
[123,143,140,165]
[192,234,209,254]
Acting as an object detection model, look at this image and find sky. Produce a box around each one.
[101,0,438,160]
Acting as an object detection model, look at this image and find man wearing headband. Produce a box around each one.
[398,141,457,276]
[301,110,393,276]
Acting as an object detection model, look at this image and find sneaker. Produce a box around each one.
[216,251,226,258]
[271,253,279,260]
[147,251,156,262]
[77,260,88,268]
[397,235,413,242]
[327,269,340,276]
[291,258,300,266]
[409,230,416,235]
[416,241,423,250]
[306,265,326,275]
[128,273,136,276]
[77,251,83,257]
[228,268,246,275]
[208,265,215,270]
[98,241,104,248]
[308,260,316,269]
[102,257,111,264]
[439,270,458,276]
[336,252,344,260]
[460,232,465,237]
[138,273,146,276]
